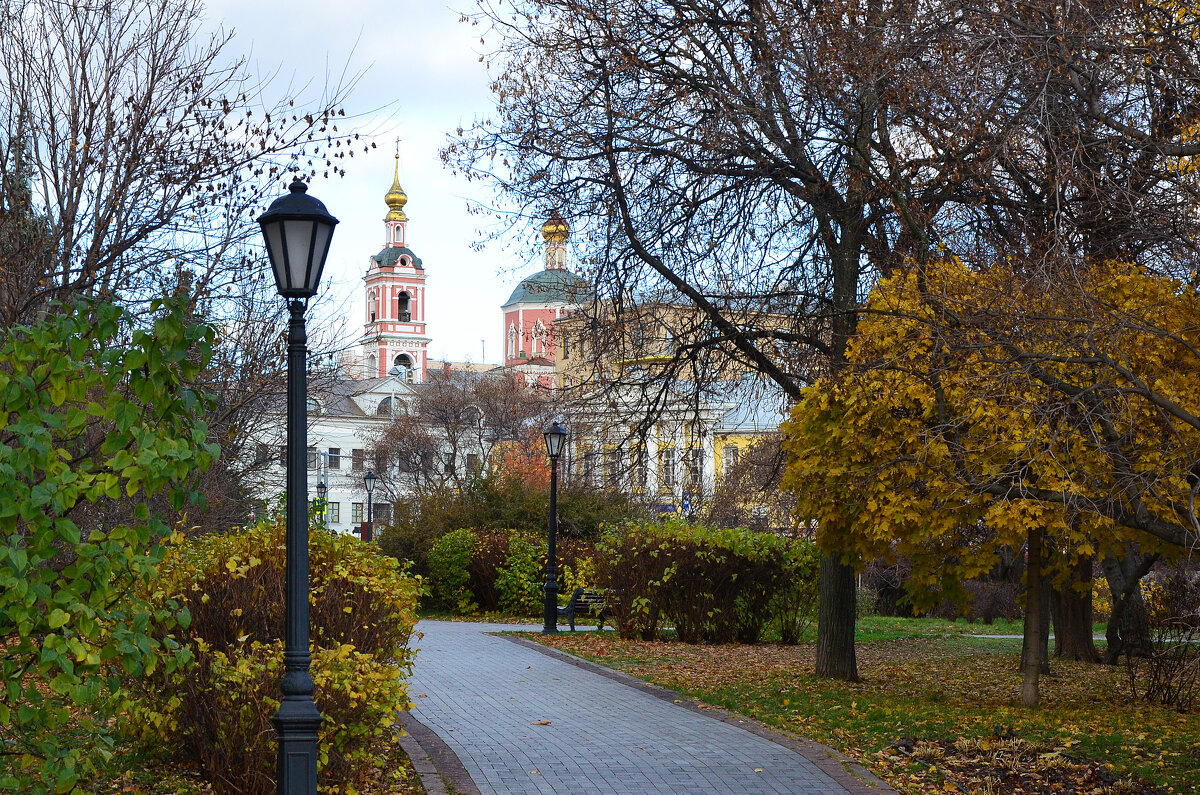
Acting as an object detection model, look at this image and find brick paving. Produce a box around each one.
[406,620,892,794]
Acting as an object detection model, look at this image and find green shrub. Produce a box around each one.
[595,523,675,640]
[596,521,818,644]
[428,528,479,614]
[129,519,420,795]
[0,297,214,794]
[468,530,514,611]
[771,539,820,643]
[495,534,546,616]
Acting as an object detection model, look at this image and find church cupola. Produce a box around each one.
[541,209,569,270]
[383,146,408,247]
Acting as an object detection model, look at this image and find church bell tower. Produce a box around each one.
[361,144,430,382]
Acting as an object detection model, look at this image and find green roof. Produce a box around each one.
[503,269,589,306]
[371,246,423,269]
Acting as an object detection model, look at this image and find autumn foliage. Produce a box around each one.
[784,259,1199,593]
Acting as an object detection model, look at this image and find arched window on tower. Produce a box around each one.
[368,292,377,322]
[397,291,411,322]
[366,353,377,377]
[393,353,415,383]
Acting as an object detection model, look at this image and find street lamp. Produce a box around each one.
[315,478,327,519]
[542,421,568,635]
[258,178,338,795]
[363,470,377,543]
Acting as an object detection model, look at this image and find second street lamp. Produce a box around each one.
[258,178,338,795]
[542,421,568,635]
[363,470,377,543]
[315,477,327,518]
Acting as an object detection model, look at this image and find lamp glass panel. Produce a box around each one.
[263,221,287,290]
[283,219,314,290]
[310,222,334,274]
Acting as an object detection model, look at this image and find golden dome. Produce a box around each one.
[384,154,407,221]
[541,210,569,243]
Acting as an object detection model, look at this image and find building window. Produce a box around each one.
[561,332,569,359]
[278,446,287,466]
[633,447,648,491]
[466,453,480,473]
[326,502,341,524]
[532,320,546,355]
[582,450,597,486]
[351,502,364,523]
[377,397,392,416]
[659,447,675,490]
[352,449,365,471]
[687,447,703,488]
[327,448,341,469]
[307,447,318,469]
[373,502,392,523]
[368,292,377,322]
[366,353,377,376]
[254,443,271,465]
[604,448,622,487]
[397,291,411,321]
[393,353,415,383]
[722,445,739,478]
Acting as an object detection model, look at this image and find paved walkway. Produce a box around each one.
[405,620,890,794]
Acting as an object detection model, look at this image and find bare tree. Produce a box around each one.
[446,0,1018,680]
[369,371,554,502]
[0,0,370,326]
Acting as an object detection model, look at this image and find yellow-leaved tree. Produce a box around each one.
[782,258,1200,707]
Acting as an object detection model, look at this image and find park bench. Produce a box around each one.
[558,587,610,631]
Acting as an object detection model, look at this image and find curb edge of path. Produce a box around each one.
[502,632,895,795]
[396,707,483,795]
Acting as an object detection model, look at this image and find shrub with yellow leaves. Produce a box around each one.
[126,518,420,794]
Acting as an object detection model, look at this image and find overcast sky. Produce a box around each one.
[205,0,533,365]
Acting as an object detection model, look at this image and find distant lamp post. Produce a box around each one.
[315,478,327,518]
[363,470,377,543]
[542,421,568,635]
[258,178,338,795]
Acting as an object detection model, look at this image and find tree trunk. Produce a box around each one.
[1021,526,1044,708]
[815,553,859,681]
[1051,554,1099,663]
[1101,550,1157,664]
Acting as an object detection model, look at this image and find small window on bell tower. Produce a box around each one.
[398,291,411,321]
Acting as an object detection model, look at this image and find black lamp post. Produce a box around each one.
[315,478,327,520]
[363,470,377,543]
[542,421,568,634]
[258,178,338,795]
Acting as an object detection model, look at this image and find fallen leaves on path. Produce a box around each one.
[534,631,1196,794]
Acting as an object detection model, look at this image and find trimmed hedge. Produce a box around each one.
[128,519,419,795]
[428,528,479,613]
[596,520,818,644]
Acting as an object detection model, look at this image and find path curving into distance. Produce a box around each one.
[404,620,892,795]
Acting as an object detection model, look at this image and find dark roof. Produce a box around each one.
[503,268,589,306]
[370,245,423,269]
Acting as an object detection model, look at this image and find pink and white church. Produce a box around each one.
[356,154,585,387]
[499,210,588,388]
[359,156,431,383]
